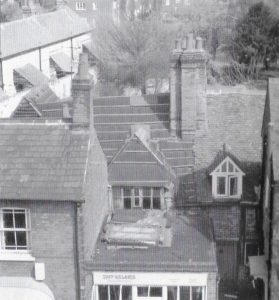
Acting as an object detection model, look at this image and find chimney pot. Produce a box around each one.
[196,37,203,50]
[186,33,194,51]
[181,37,187,50]
[175,39,181,50]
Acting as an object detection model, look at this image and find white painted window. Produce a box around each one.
[0,208,31,251]
[76,2,86,10]
[121,187,162,210]
[210,157,245,199]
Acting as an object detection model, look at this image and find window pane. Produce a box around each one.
[180,286,190,300]
[153,188,160,197]
[153,198,161,210]
[15,213,26,228]
[246,243,259,263]
[217,177,226,195]
[110,285,120,300]
[137,286,148,297]
[16,232,27,248]
[143,198,151,209]
[98,285,109,300]
[143,188,151,196]
[124,188,132,197]
[229,177,238,196]
[150,287,162,297]
[134,188,140,197]
[192,287,203,300]
[124,198,132,209]
[167,287,177,300]
[3,212,14,228]
[122,286,132,300]
[4,231,16,249]
[134,197,140,207]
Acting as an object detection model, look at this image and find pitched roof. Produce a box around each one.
[0,122,89,201]
[268,78,279,181]
[192,92,265,204]
[14,64,49,87]
[108,133,175,186]
[0,7,91,59]
[50,52,72,73]
[91,210,217,272]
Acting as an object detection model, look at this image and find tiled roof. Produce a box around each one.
[0,7,91,59]
[192,92,265,204]
[108,134,175,186]
[268,78,279,181]
[0,122,89,201]
[23,84,59,105]
[14,64,49,87]
[91,210,217,272]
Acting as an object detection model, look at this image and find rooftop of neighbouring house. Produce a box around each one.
[90,209,217,272]
[0,120,90,201]
[6,83,266,204]
[267,78,279,182]
[190,90,266,204]
[0,7,91,59]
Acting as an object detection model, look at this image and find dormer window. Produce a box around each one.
[210,157,245,199]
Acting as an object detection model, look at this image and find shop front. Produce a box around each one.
[92,272,207,300]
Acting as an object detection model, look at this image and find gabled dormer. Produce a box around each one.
[210,156,245,199]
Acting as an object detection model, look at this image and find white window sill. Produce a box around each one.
[0,252,35,261]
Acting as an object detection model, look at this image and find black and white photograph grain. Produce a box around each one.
[0,0,278,299]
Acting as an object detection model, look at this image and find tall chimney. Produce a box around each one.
[169,38,183,137]
[72,53,94,127]
[180,34,207,140]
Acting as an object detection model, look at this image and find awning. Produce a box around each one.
[50,52,72,73]
[249,255,268,279]
[14,64,49,87]
[0,277,55,300]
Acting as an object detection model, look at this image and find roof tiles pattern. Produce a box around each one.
[0,123,89,201]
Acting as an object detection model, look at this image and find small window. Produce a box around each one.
[217,176,226,195]
[167,287,178,300]
[138,286,149,297]
[76,2,86,10]
[192,287,203,300]
[180,287,190,300]
[0,208,31,251]
[229,176,238,196]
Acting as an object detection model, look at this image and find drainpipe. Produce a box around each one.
[39,47,42,71]
[74,202,82,300]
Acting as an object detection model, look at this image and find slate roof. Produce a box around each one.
[0,122,89,201]
[267,78,279,181]
[14,64,49,87]
[0,7,91,59]
[91,210,217,272]
[108,133,175,186]
[192,92,265,204]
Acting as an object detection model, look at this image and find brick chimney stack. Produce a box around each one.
[169,38,183,137]
[169,33,207,140]
[72,53,94,127]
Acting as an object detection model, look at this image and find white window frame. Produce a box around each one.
[120,187,163,210]
[0,208,31,253]
[210,157,245,199]
[75,2,86,10]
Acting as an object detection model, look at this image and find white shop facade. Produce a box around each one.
[91,271,208,300]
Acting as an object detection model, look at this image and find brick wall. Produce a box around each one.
[0,200,78,300]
